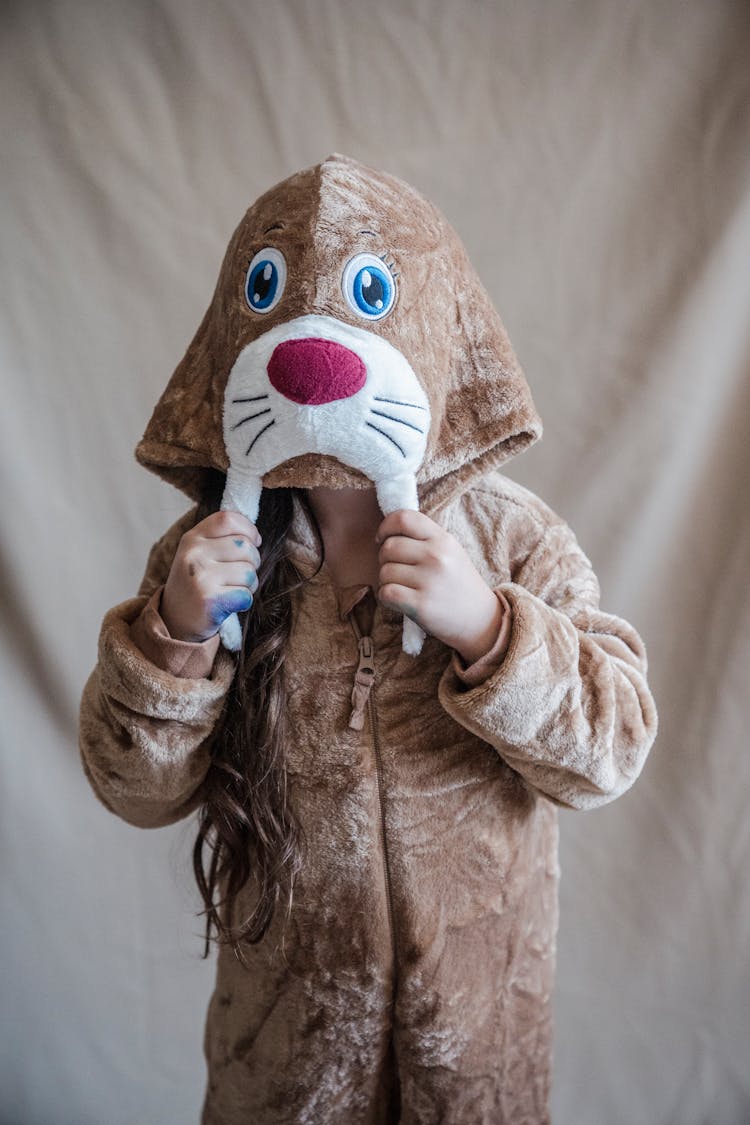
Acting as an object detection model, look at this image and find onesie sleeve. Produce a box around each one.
[78,510,236,829]
[130,586,221,679]
[438,520,658,810]
[451,591,513,687]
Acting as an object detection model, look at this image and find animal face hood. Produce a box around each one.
[136,154,543,520]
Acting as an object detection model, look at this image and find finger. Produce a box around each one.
[378,561,421,591]
[378,535,425,566]
[214,536,262,570]
[377,582,422,622]
[200,510,262,546]
[217,562,260,591]
[207,588,254,628]
[375,509,435,545]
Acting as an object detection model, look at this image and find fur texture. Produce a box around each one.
[79,156,658,1123]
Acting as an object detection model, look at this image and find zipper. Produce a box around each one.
[348,635,375,731]
[348,613,398,979]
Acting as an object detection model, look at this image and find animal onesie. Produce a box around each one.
[79,155,658,1124]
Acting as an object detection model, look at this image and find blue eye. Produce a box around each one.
[342,253,397,320]
[245,247,286,313]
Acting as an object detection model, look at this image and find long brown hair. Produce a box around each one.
[190,470,324,963]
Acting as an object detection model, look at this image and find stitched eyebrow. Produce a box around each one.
[358,230,379,237]
[264,222,284,234]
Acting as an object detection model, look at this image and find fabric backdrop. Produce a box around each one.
[1,1,748,1122]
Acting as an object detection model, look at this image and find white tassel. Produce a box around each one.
[376,474,426,656]
[218,613,243,653]
[402,616,426,655]
[218,469,262,652]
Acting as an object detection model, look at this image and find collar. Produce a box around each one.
[285,494,402,624]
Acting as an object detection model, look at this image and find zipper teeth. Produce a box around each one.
[349,618,398,977]
[368,688,398,972]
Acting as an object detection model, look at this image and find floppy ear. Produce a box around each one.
[134,304,229,500]
[135,209,256,501]
[417,234,542,513]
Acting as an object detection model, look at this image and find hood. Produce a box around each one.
[135,153,542,522]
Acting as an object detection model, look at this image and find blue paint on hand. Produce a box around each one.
[246,569,257,587]
[209,589,253,626]
[233,538,245,548]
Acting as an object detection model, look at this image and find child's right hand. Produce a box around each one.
[159,511,262,643]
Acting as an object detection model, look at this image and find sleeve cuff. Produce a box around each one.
[129,587,222,679]
[451,590,513,689]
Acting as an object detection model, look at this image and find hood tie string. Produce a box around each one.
[348,636,375,730]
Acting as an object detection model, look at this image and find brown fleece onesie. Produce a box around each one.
[79,155,658,1124]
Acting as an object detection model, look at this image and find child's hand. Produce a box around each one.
[375,510,506,664]
[160,511,262,643]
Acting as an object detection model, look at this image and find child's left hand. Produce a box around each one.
[375,509,506,665]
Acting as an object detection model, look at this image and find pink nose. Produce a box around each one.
[267,337,367,405]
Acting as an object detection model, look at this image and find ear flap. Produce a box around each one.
[135,303,230,500]
[416,235,543,514]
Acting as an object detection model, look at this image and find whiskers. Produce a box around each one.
[373,396,428,412]
[229,394,276,455]
[227,389,427,463]
[366,396,427,458]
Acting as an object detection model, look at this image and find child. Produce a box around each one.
[79,155,658,1125]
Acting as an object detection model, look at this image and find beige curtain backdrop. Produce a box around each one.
[2,1,748,1122]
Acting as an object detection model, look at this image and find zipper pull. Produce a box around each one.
[348,635,375,730]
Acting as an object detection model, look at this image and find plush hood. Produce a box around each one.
[136,153,542,519]
[136,154,542,653]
